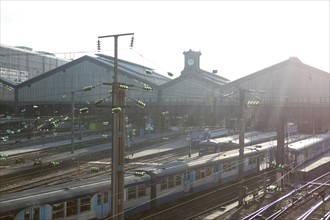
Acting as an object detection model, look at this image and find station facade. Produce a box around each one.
[0,48,329,134]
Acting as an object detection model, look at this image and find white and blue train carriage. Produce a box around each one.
[2,134,324,220]
[198,131,278,156]
[131,140,279,210]
[0,173,152,220]
[0,179,111,220]
[287,132,330,168]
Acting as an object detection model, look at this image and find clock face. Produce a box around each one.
[187,59,194,66]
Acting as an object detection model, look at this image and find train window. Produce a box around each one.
[0,215,14,220]
[104,192,109,204]
[168,176,175,188]
[160,178,167,190]
[223,161,236,172]
[128,187,137,200]
[32,207,39,220]
[80,197,91,212]
[97,193,102,205]
[138,184,146,197]
[175,174,182,185]
[206,167,212,176]
[195,166,212,180]
[67,200,78,216]
[185,171,191,180]
[196,171,203,180]
[248,157,257,164]
[24,210,30,220]
[52,203,64,219]
[304,149,308,158]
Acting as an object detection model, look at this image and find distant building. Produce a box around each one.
[0,44,68,84]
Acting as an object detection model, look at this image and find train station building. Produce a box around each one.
[0,45,329,134]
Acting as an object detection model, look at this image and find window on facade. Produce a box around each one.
[52,203,65,219]
[128,187,137,200]
[80,197,91,213]
[138,184,146,197]
[67,200,78,216]
[104,192,108,204]
[160,177,167,190]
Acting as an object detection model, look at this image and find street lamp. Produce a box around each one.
[70,86,95,154]
[162,111,169,135]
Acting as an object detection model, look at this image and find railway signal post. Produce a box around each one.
[98,33,134,220]
[276,115,285,188]
[238,88,245,206]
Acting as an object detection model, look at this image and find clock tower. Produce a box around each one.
[181,49,201,74]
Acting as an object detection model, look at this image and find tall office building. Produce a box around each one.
[0,44,68,84]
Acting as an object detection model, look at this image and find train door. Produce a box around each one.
[183,171,193,193]
[213,164,220,183]
[17,205,51,220]
[93,191,110,218]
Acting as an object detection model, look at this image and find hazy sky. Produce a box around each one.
[0,1,329,80]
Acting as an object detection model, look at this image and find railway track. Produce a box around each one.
[0,133,189,193]
[127,169,277,220]
[127,170,330,220]
[238,172,330,220]
[1,147,190,194]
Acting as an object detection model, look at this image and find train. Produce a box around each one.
[190,128,231,147]
[198,131,277,156]
[197,124,298,156]
[0,132,329,220]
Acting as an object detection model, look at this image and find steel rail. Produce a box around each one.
[242,172,330,220]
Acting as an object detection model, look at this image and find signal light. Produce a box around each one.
[134,171,145,177]
[145,70,152,75]
[247,100,260,107]
[6,130,14,134]
[136,100,146,108]
[95,99,104,105]
[97,39,101,52]
[130,36,134,49]
[143,84,152,91]
[269,161,286,170]
[119,84,128,92]
[112,107,121,113]
[83,86,93,91]
[79,107,89,114]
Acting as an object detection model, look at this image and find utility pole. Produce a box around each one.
[276,114,285,188]
[71,91,75,154]
[98,33,134,220]
[238,88,245,206]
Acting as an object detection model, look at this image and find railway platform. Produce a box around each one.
[0,131,184,157]
[294,151,330,181]
[0,131,190,175]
